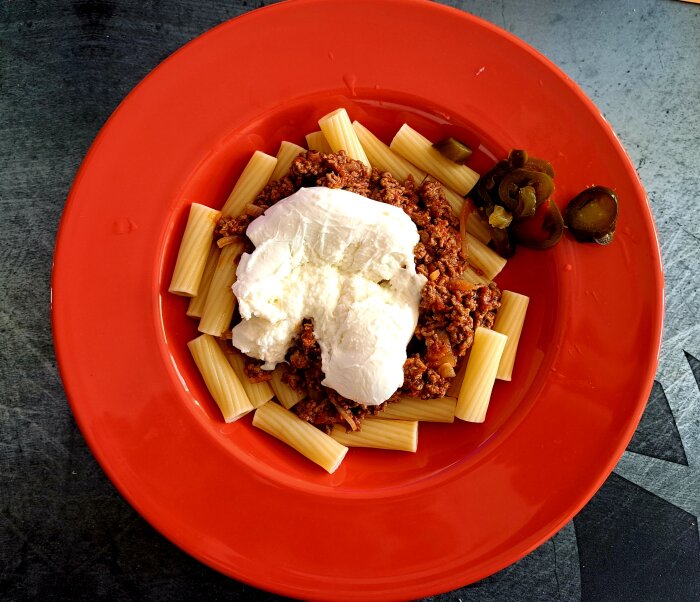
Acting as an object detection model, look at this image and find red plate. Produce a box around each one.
[52,0,664,599]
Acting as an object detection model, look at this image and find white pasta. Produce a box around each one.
[493,291,530,381]
[462,265,492,286]
[186,243,220,318]
[222,344,275,408]
[318,108,370,166]
[269,141,306,182]
[198,240,245,337]
[447,356,468,398]
[253,402,348,474]
[168,203,220,297]
[378,396,456,423]
[269,366,305,409]
[463,233,507,280]
[351,120,426,183]
[187,334,253,422]
[221,151,277,218]
[455,327,508,423]
[305,130,332,153]
[331,417,418,452]
[390,124,479,195]
[437,181,466,218]
[458,197,491,244]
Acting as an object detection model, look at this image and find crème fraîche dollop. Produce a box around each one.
[230,187,426,406]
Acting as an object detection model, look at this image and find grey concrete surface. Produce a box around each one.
[1,0,699,600]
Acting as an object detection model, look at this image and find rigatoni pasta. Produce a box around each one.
[169,203,221,297]
[269,366,305,409]
[437,181,466,219]
[318,108,370,167]
[305,131,332,154]
[186,243,220,318]
[331,417,418,452]
[459,196,491,244]
[378,396,456,423]
[493,291,529,381]
[390,123,479,195]
[269,141,306,182]
[187,334,254,422]
[462,265,491,286]
[253,401,348,474]
[455,327,508,422]
[220,150,277,218]
[466,212,492,244]
[222,344,275,408]
[352,120,427,183]
[198,240,245,337]
[447,357,468,398]
[463,233,507,280]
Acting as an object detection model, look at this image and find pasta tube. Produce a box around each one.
[455,327,507,422]
[305,131,332,154]
[186,243,220,318]
[390,124,479,195]
[493,291,530,381]
[351,120,426,183]
[168,203,220,297]
[187,334,253,422]
[378,396,456,423]
[447,357,468,397]
[269,141,306,182]
[221,344,274,408]
[253,402,348,474]
[463,233,507,280]
[331,417,418,452]
[318,108,370,166]
[269,366,305,409]
[462,265,491,286]
[437,181,466,219]
[220,151,277,218]
[457,196,491,244]
[466,212,492,245]
[198,240,245,337]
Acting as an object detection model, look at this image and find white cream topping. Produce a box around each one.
[230,187,426,406]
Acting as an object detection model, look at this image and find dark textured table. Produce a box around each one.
[2,0,699,600]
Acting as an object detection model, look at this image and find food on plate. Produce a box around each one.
[432,136,473,164]
[230,186,426,406]
[221,150,277,218]
[318,108,370,167]
[454,327,507,422]
[222,346,274,408]
[492,291,530,381]
[187,333,254,422]
[186,242,220,318]
[305,131,332,154]
[464,146,619,253]
[510,198,564,249]
[377,395,457,422]
[389,123,479,195]
[169,204,220,297]
[330,417,418,452]
[564,185,619,244]
[170,108,535,473]
[252,400,348,474]
[198,239,246,337]
[470,149,558,255]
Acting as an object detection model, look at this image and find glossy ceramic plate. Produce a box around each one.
[52,0,664,599]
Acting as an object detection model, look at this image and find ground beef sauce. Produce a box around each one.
[216,150,501,432]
